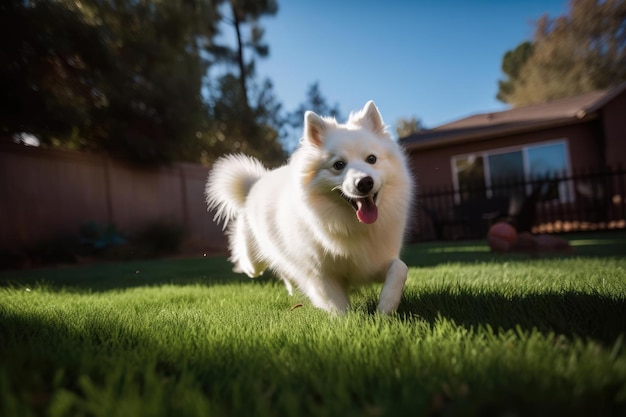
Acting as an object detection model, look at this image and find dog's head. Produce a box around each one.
[295,101,411,227]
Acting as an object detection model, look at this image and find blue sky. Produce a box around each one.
[256,0,569,137]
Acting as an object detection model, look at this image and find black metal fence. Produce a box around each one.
[413,165,626,241]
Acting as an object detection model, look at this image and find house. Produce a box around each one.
[399,84,626,240]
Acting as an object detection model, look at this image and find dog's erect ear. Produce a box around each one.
[351,101,386,135]
[362,101,385,134]
[304,111,326,148]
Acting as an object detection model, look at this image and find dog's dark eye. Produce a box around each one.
[366,155,377,164]
[333,160,346,171]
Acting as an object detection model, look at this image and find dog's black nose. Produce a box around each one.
[356,176,374,194]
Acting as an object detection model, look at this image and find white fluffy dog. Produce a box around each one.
[206,101,413,313]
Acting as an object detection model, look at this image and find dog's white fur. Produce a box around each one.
[206,101,413,313]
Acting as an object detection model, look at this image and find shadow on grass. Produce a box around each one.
[393,232,626,345]
[393,289,626,346]
[0,256,251,292]
[2,231,624,291]
[2,232,625,350]
[402,231,626,268]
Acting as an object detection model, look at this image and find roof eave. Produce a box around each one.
[402,113,599,152]
[584,82,626,114]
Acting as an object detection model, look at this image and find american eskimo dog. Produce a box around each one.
[206,101,413,313]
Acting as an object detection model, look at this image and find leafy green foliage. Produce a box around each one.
[131,222,185,257]
[206,74,286,167]
[208,0,278,107]
[498,0,626,106]
[395,116,425,139]
[0,0,112,142]
[205,0,286,166]
[287,82,343,127]
[284,82,343,152]
[0,221,188,269]
[0,0,286,165]
[79,222,127,251]
[496,41,534,103]
[1,233,625,416]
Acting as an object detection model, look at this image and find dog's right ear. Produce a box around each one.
[304,111,326,148]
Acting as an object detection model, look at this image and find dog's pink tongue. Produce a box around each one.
[356,197,378,224]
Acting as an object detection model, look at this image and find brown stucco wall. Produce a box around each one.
[407,121,605,191]
[602,92,626,167]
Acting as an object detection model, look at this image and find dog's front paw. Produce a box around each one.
[376,298,399,314]
[377,259,408,314]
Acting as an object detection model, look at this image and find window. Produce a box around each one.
[526,142,568,178]
[454,154,486,202]
[488,151,524,182]
[487,150,525,199]
[451,140,571,203]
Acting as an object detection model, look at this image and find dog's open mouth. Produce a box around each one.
[339,192,379,224]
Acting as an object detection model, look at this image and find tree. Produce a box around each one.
[1,0,286,165]
[225,0,277,112]
[496,41,534,103]
[498,0,626,107]
[67,0,221,165]
[206,73,285,167]
[0,0,221,165]
[206,0,282,158]
[285,82,342,152]
[288,82,342,124]
[395,116,425,139]
[0,0,112,143]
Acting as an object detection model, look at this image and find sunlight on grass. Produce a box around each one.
[569,238,626,246]
[426,246,490,253]
[1,232,625,416]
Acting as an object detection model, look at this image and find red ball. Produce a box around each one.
[487,222,518,253]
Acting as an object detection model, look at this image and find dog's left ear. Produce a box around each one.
[352,101,386,135]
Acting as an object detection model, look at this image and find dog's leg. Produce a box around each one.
[229,216,266,277]
[304,279,350,314]
[282,278,294,296]
[377,259,408,314]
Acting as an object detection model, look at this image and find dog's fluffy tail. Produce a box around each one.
[205,154,267,228]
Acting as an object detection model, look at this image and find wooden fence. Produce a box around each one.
[0,144,227,253]
[4,144,623,252]
[413,165,626,240]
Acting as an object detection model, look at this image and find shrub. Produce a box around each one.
[79,222,127,251]
[131,222,185,258]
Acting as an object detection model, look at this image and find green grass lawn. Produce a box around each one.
[1,232,625,416]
